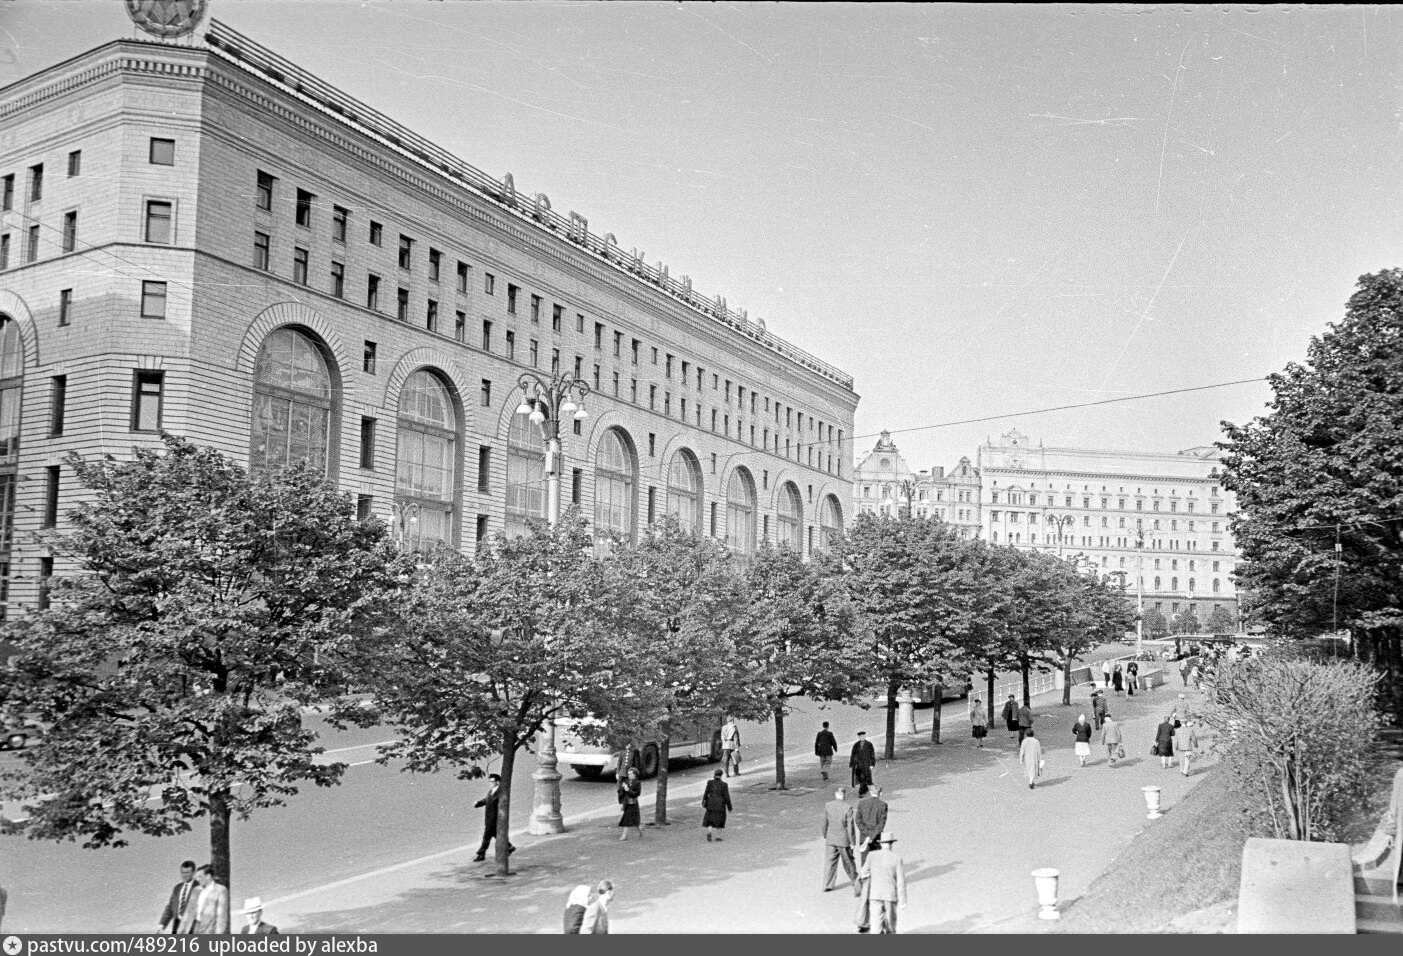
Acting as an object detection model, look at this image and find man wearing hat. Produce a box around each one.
[237,898,279,935]
[857,831,907,934]
[848,730,876,789]
[473,773,515,862]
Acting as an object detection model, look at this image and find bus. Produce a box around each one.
[555,715,723,780]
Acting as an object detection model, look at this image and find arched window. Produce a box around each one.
[1188,578,1195,593]
[1212,578,1220,593]
[249,327,332,475]
[0,315,22,616]
[776,482,803,551]
[725,467,757,555]
[820,495,843,551]
[396,370,458,551]
[595,428,637,543]
[1154,576,1162,590]
[504,408,546,538]
[666,447,703,535]
[1171,576,1178,591]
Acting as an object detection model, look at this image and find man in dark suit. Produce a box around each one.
[159,860,197,933]
[854,784,888,866]
[237,897,278,935]
[849,730,876,789]
[472,773,515,862]
[1017,702,1034,744]
[1001,695,1019,738]
[820,787,858,894]
[814,721,839,781]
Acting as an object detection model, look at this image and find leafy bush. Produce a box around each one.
[1201,650,1380,841]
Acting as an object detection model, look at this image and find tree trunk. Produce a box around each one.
[772,702,788,789]
[208,788,232,896]
[1020,655,1031,707]
[986,667,996,726]
[495,729,516,877]
[1061,650,1073,706]
[653,733,672,825]
[930,684,942,743]
[884,678,899,760]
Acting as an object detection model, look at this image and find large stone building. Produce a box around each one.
[851,428,1240,625]
[0,20,857,619]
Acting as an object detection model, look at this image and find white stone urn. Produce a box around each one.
[1031,867,1061,920]
[1142,785,1163,819]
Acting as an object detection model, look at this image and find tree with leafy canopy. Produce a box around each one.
[0,436,401,896]
[1219,268,1403,711]
[605,517,751,824]
[333,512,632,877]
[1143,607,1169,638]
[1205,604,1238,634]
[731,542,868,788]
[822,514,977,760]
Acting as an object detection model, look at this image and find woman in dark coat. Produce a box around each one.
[1154,715,1176,769]
[617,767,643,841]
[1072,714,1094,767]
[701,768,733,842]
[1112,664,1124,695]
[1126,660,1139,697]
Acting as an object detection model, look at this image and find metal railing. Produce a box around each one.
[201,20,855,391]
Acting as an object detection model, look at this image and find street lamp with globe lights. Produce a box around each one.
[510,370,589,836]
[880,478,917,519]
[1043,512,1075,556]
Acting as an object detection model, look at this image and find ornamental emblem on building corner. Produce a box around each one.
[125,0,209,39]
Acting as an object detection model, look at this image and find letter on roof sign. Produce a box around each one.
[501,172,515,204]
[569,212,588,242]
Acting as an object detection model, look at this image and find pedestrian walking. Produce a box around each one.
[1154,714,1176,769]
[184,865,230,935]
[1179,719,1201,777]
[1189,663,1202,690]
[1000,694,1019,738]
[1126,660,1139,697]
[721,717,742,776]
[701,768,732,842]
[820,787,859,895]
[856,832,907,934]
[1112,663,1124,695]
[563,884,592,934]
[1092,690,1108,730]
[1019,728,1044,789]
[814,721,839,781]
[1101,659,1112,688]
[854,784,888,866]
[1101,715,1123,765]
[1072,714,1093,767]
[1179,658,1191,687]
[159,860,198,933]
[849,730,876,789]
[969,697,988,748]
[617,768,643,841]
[472,773,516,861]
[580,880,614,934]
[1017,701,1033,744]
[237,898,278,935]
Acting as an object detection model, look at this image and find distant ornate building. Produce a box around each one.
[851,431,981,537]
[977,428,1240,626]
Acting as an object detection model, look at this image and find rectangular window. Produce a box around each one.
[593,364,601,390]
[357,495,373,522]
[62,210,77,252]
[572,469,583,506]
[505,330,515,360]
[426,299,438,333]
[358,417,377,470]
[332,205,348,243]
[396,287,409,322]
[428,248,441,282]
[145,200,173,243]
[529,339,539,367]
[58,288,72,327]
[711,409,717,431]
[292,247,309,285]
[28,164,43,203]
[552,303,563,332]
[253,231,270,270]
[631,379,638,403]
[484,272,495,295]
[476,514,489,548]
[398,235,413,270]
[614,331,623,357]
[648,433,656,457]
[330,261,344,298]
[531,295,542,323]
[366,273,381,310]
[652,347,659,365]
[481,320,493,350]
[363,340,377,374]
[39,557,53,611]
[131,370,164,432]
[648,384,657,410]
[292,189,311,225]
[477,446,492,492]
[480,379,492,407]
[631,339,640,365]
[595,322,604,349]
[612,372,620,396]
[665,354,673,378]
[457,261,469,293]
[140,280,167,319]
[647,486,657,524]
[576,313,585,333]
[369,220,382,245]
[507,284,518,314]
[710,502,718,536]
[551,348,560,374]
[256,170,275,210]
[455,310,466,342]
[0,234,8,270]
[1,174,12,211]
[49,375,66,437]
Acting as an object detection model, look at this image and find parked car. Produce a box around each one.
[2,720,40,751]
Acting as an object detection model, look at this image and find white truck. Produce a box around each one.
[556,715,723,780]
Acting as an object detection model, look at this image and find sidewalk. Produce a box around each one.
[232,677,1211,934]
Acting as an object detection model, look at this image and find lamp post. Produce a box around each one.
[511,370,590,836]
[1044,512,1074,556]
[391,500,421,550]
[1134,529,1146,660]
[880,478,916,519]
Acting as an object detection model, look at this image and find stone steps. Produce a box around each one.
[1355,877,1403,934]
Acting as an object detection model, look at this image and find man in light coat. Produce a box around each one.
[1101,715,1123,766]
[858,831,907,934]
[184,865,230,934]
[820,787,858,895]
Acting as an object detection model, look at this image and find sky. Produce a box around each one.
[2,2,1399,472]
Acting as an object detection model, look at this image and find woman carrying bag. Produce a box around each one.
[617,767,643,841]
